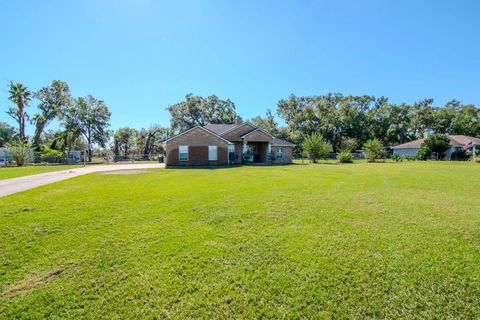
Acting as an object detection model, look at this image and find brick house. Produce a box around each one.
[163,119,296,166]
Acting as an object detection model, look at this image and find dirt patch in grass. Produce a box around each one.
[2,268,64,297]
[102,169,150,175]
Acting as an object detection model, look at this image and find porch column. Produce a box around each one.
[242,140,248,163]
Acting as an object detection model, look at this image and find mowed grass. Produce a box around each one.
[0,165,82,180]
[1,162,480,319]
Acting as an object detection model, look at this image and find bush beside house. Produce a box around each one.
[363,139,386,162]
[337,151,353,163]
[302,134,333,163]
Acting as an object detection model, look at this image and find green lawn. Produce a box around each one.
[0,165,82,180]
[1,162,479,318]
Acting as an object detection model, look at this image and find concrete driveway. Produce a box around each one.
[0,163,164,198]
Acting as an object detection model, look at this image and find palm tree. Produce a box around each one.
[6,82,31,143]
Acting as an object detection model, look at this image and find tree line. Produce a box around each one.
[3,85,480,164]
[1,81,112,162]
[113,126,171,160]
[275,94,479,152]
[1,80,170,163]
[166,93,480,153]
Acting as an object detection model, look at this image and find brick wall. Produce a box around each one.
[165,127,229,166]
[271,146,293,164]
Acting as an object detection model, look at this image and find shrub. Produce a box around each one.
[337,151,353,163]
[6,142,31,166]
[363,139,386,162]
[302,134,333,163]
[422,134,450,160]
[39,147,63,158]
[392,153,402,162]
[340,138,357,152]
[416,145,431,161]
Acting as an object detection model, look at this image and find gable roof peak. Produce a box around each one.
[163,125,233,144]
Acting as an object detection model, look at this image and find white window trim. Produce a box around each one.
[208,145,218,161]
[276,147,284,158]
[179,145,188,161]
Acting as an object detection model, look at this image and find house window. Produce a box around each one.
[276,147,283,158]
[228,144,235,162]
[179,145,188,161]
[208,145,217,161]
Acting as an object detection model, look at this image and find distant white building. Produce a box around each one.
[67,150,85,164]
[0,148,13,166]
[392,135,480,158]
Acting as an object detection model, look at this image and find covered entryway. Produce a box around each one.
[241,128,274,163]
[244,142,269,163]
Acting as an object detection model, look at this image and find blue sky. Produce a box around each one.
[1,0,479,134]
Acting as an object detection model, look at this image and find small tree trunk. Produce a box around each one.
[32,121,46,151]
[114,139,119,156]
[20,109,25,143]
[142,134,152,160]
[88,138,92,162]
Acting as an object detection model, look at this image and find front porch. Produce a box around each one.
[242,141,271,163]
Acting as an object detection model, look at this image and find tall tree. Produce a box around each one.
[32,80,72,149]
[0,121,17,147]
[313,93,343,151]
[452,104,479,137]
[45,129,83,152]
[385,103,412,145]
[6,82,31,143]
[114,127,137,158]
[337,95,375,147]
[277,95,321,145]
[167,94,237,133]
[410,99,435,138]
[249,109,280,136]
[63,95,111,161]
[431,100,459,134]
[367,96,391,143]
[138,125,170,159]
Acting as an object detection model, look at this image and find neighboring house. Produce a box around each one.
[392,135,480,158]
[162,118,296,166]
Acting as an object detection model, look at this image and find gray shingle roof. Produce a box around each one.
[203,123,239,135]
[203,123,296,147]
[392,135,480,149]
[391,139,425,149]
[449,135,480,146]
[271,137,296,147]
